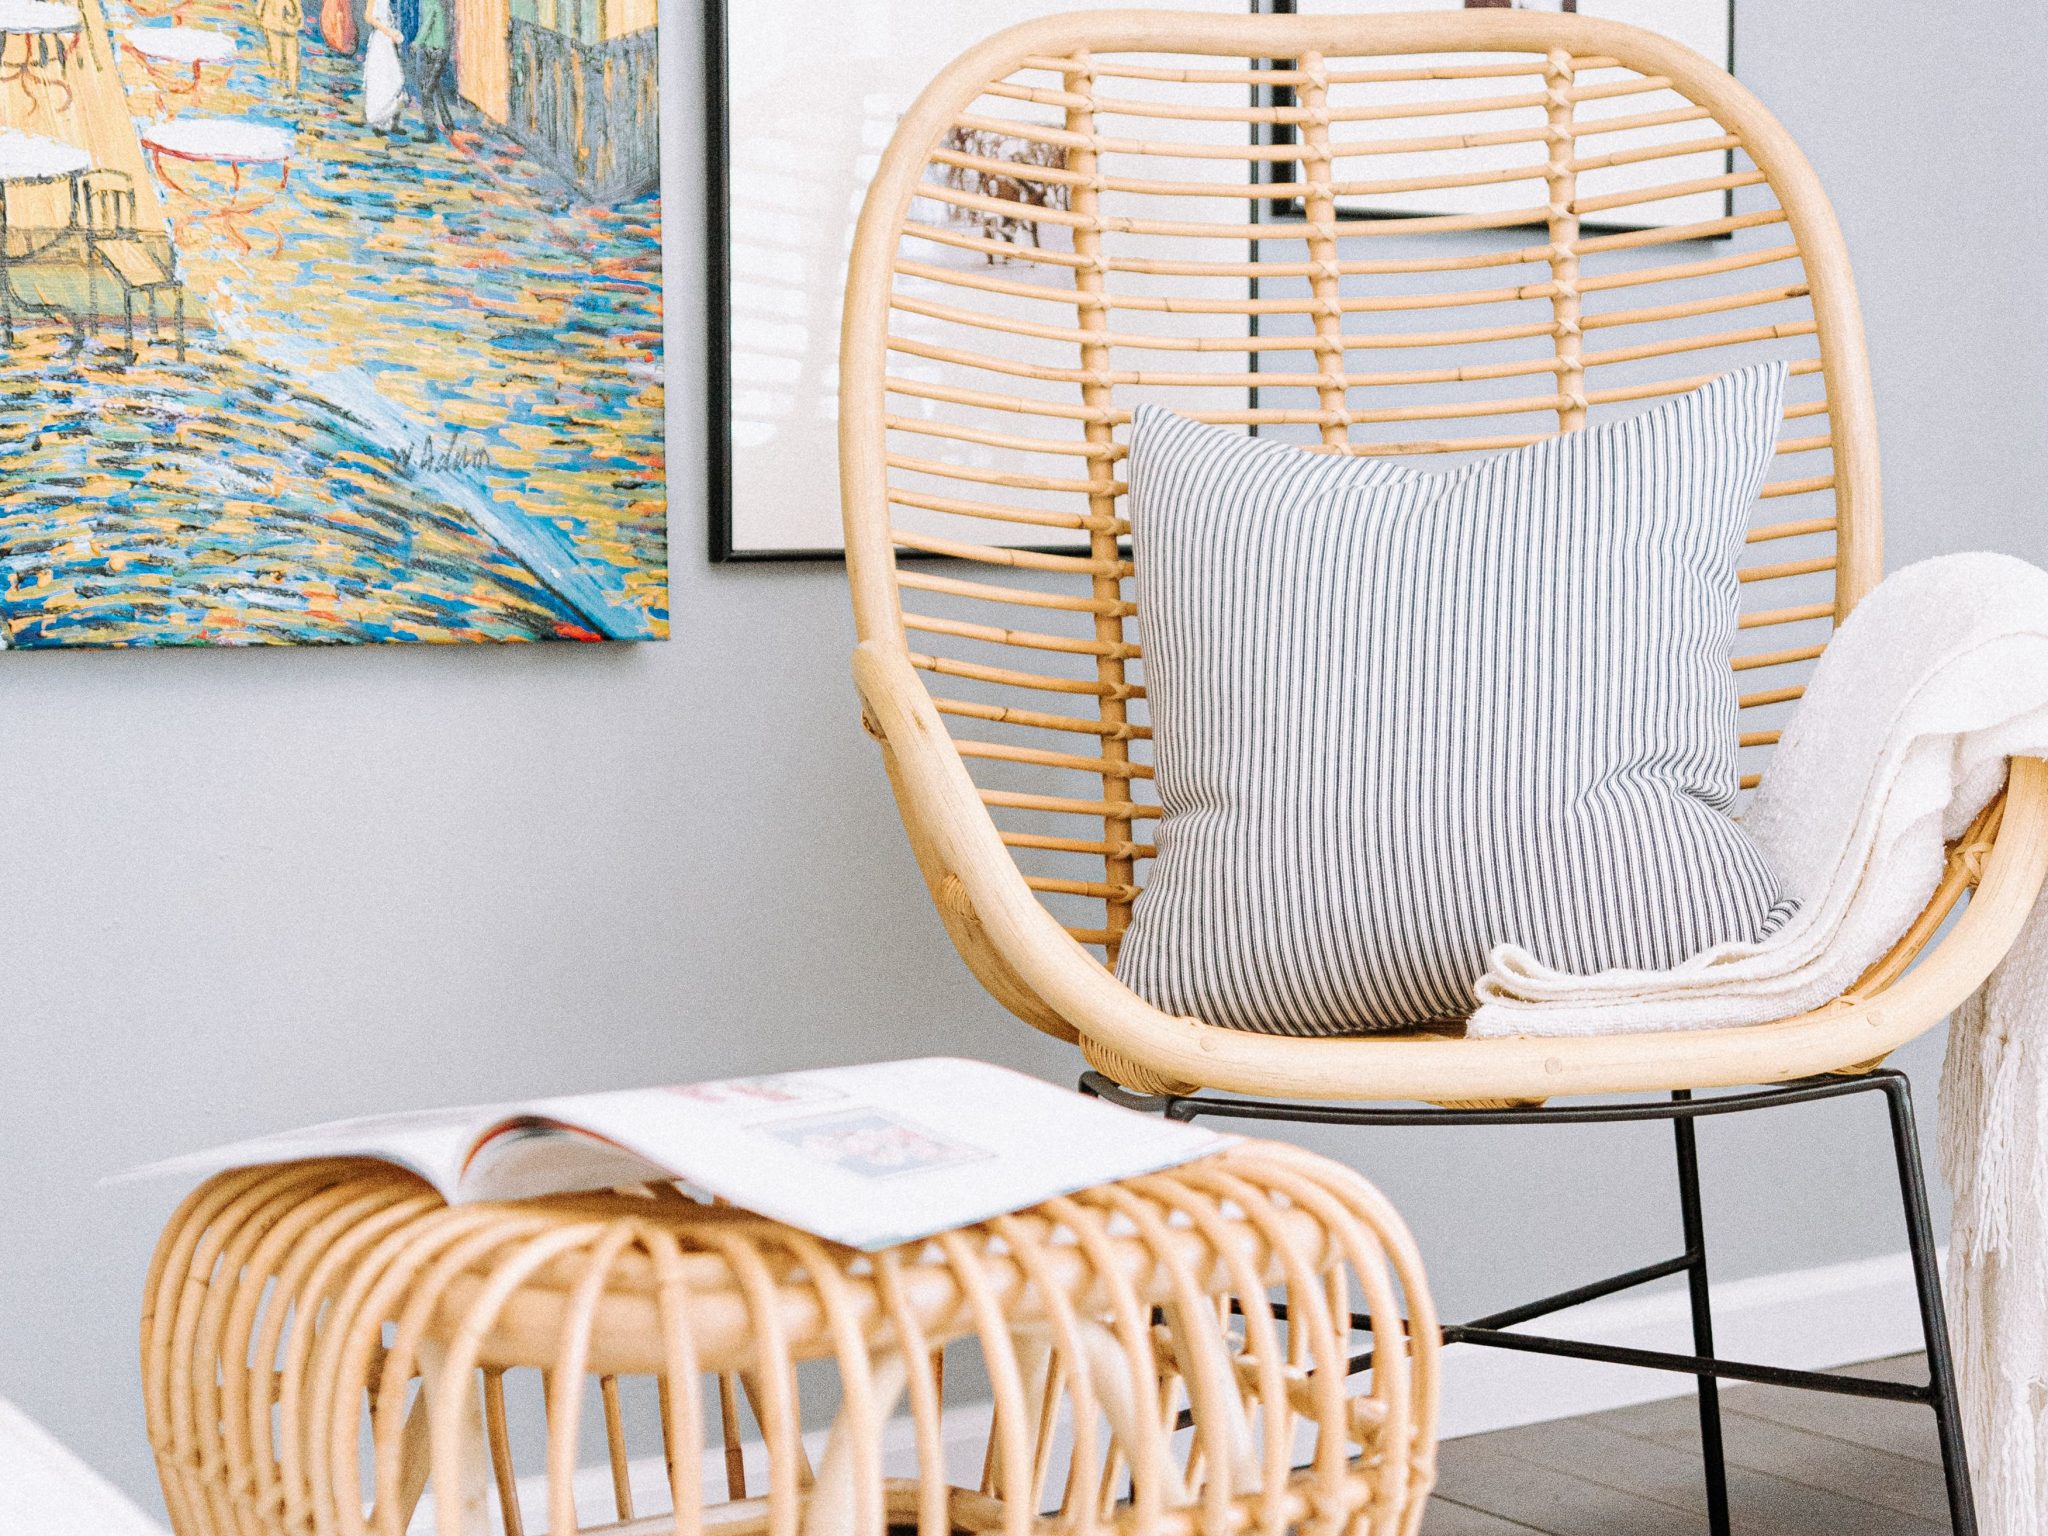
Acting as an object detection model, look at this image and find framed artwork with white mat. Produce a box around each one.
[707,0,1736,559]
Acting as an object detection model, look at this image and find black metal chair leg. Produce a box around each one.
[1086,1068,1985,1535]
[1672,1090,1731,1536]
[1882,1075,1978,1536]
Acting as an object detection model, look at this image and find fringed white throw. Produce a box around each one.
[1468,551,2048,1535]
[1941,903,2048,1536]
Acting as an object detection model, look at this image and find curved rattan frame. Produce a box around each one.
[143,1144,1439,1536]
[839,9,2048,1103]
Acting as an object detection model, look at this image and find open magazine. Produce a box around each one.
[120,1057,1232,1251]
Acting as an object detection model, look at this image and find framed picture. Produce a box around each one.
[709,0,1262,560]
[0,0,666,644]
[708,0,1735,560]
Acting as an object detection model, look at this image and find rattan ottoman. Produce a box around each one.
[142,1141,1437,1536]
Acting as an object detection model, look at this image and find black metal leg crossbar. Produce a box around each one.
[1081,1067,1977,1536]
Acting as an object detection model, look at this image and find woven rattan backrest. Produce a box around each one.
[842,10,1879,962]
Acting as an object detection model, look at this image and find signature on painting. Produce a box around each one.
[393,432,493,475]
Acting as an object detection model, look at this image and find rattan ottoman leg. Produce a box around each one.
[414,1338,491,1536]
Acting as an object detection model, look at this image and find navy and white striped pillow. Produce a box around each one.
[1119,363,1795,1036]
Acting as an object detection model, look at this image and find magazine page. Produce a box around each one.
[473,1057,1232,1250]
[117,1058,1233,1251]
[111,1102,508,1202]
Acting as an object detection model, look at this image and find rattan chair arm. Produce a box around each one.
[859,638,2048,1103]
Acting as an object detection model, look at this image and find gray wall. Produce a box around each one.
[5,0,2043,1507]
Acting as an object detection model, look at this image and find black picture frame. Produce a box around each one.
[707,0,1739,562]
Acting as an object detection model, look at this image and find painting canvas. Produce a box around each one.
[0,0,663,645]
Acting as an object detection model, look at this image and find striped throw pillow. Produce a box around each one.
[1118,363,1796,1036]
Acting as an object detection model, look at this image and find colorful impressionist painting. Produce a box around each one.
[0,0,662,645]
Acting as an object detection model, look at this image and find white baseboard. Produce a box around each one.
[0,1399,167,1536]
[455,1247,1935,1533]
[1434,1245,1938,1440]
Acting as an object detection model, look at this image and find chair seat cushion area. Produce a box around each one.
[1117,362,1797,1037]
[95,240,171,291]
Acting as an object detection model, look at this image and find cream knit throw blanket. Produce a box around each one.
[1468,551,2048,1535]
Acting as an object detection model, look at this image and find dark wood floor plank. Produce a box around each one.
[1482,1417,1941,1536]
[1422,1495,1553,1534]
[1431,1355,1954,1534]
[1592,1388,1949,1520]
[1484,1415,1946,1534]
[1581,1356,1943,1467]
[1580,1393,1713,1443]
[1478,1417,1722,1515]
[1717,1385,1942,1466]
[1432,1437,1703,1536]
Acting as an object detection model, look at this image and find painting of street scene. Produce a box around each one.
[0,0,662,644]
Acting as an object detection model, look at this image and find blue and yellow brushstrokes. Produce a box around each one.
[0,0,663,645]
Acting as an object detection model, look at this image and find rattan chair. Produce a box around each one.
[837,12,2048,1536]
[142,1144,1438,1536]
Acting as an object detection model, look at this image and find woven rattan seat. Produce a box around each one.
[143,1144,1437,1536]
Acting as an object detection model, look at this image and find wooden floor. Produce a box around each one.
[1427,1353,1955,1534]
